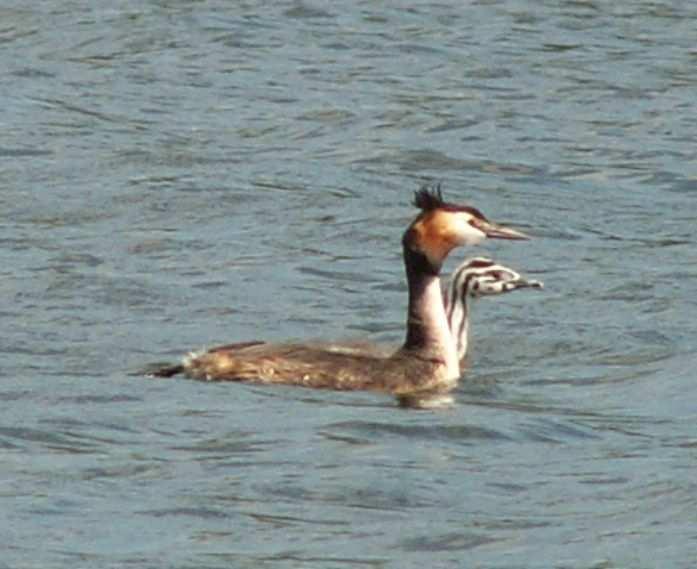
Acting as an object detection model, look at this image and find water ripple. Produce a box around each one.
[2,1,696,567]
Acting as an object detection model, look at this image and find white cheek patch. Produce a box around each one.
[452,216,485,246]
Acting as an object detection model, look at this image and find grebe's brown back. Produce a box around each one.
[149,186,529,406]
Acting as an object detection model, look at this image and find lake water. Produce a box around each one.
[2,1,697,567]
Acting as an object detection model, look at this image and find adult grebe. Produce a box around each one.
[149,186,529,406]
[444,257,543,364]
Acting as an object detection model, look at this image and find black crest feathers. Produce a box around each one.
[413,184,445,211]
[412,183,487,220]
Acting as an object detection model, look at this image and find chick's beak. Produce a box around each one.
[514,278,544,290]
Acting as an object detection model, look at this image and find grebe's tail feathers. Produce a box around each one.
[143,342,265,378]
[142,363,185,378]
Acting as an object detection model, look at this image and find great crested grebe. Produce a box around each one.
[149,186,529,406]
[444,257,543,364]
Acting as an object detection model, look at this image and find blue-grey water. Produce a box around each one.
[2,1,697,567]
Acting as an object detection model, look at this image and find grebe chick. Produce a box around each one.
[444,257,543,364]
[149,186,529,407]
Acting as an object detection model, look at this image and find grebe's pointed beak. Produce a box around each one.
[493,277,544,295]
[478,220,530,240]
[514,278,544,290]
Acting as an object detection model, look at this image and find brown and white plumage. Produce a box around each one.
[148,186,529,407]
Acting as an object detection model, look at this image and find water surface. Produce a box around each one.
[2,1,697,567]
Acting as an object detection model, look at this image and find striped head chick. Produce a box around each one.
[445,257,543,362]
[402,184,530,275]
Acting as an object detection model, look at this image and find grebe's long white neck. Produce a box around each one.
[403,261,459,377]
